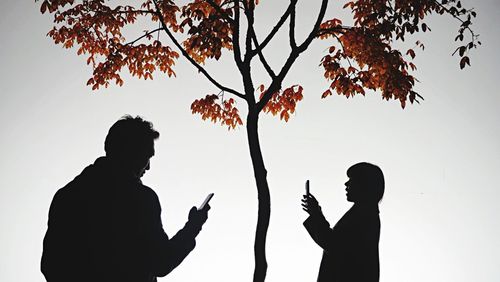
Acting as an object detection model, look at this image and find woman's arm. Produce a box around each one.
[302,194,337,250]
[303,212,338,250]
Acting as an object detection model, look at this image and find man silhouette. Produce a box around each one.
[41,115,210,282]
[302,162,384,282]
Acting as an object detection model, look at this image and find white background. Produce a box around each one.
[1,0,499,281]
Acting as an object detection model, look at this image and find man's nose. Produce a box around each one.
[146,161,151,170]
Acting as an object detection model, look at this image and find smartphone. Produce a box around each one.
[305,180,310,196]
[198,193,214,210]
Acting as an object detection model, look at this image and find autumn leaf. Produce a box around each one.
[191,94,242,130]
[406,49,416,59]
[259,85,304,122]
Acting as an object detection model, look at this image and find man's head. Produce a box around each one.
[104,115,159,178]
[345,162,385,204]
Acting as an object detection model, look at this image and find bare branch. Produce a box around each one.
[241,0,276,78]
[243,0,255,63]
[289,1,297,49]
[256,0,329,112]
[152,0,245,99]
[250,0,296,56]
[297,0,329,52]
[239,0,258,107]
[232,0,243,67]
[250,29,276,79]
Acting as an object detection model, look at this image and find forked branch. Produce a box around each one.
[256,0,329,111]
[250,0,296,57]
[249,27,276,79]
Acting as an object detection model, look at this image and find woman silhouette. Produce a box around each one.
[302,162,384,282]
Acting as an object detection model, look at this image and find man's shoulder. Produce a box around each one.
[137,183,158,197]
[56,160,99,192]
[49,177,87,210]
[54,167,91,195]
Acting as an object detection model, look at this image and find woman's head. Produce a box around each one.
[345,162,385,204]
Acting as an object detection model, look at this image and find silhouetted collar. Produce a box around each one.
[352,203,380,214]
[88,156,142,184]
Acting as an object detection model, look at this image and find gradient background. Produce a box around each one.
[1,0,499,281]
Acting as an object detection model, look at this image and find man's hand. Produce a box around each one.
[301,193,322,217]
[187,205,210,235]
[189,205,210,224]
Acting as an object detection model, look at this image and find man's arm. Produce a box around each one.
[147,192,209,277]
[41,189,78,282]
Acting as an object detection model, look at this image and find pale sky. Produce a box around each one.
[1,1,499,281]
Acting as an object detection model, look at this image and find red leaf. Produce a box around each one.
[321,89,332,98]
[406,49,416,59]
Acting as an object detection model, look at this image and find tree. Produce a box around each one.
[38,0,478,281]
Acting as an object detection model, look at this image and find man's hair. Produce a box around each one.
[347,162,385,203]
[104,115,159,157]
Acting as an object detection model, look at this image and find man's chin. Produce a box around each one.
[133,171,145,178]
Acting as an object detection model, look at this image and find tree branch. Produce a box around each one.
[243,0,255,63]
[204,0,235,24]
[316,26,350,38]
[111,10,155,15]
[232,0,244,68]
[289,0,297,49]
[126,28,163,46]
[243,0,279,81]
[152,0,245,99]
[250,0,296,57]
[202,0,243,70]
[432,0,478,41]
[256,0,329,112]
[203,0,243,68]
[240,0,257,107]
[333,34,354,69]
[297,0,329,52]
[250,29,276,79]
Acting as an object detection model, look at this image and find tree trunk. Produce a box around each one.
[247,110,270,282]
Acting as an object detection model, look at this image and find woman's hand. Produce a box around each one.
[302,193,322,217]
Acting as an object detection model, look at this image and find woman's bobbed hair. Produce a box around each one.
[347,162,385,203]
